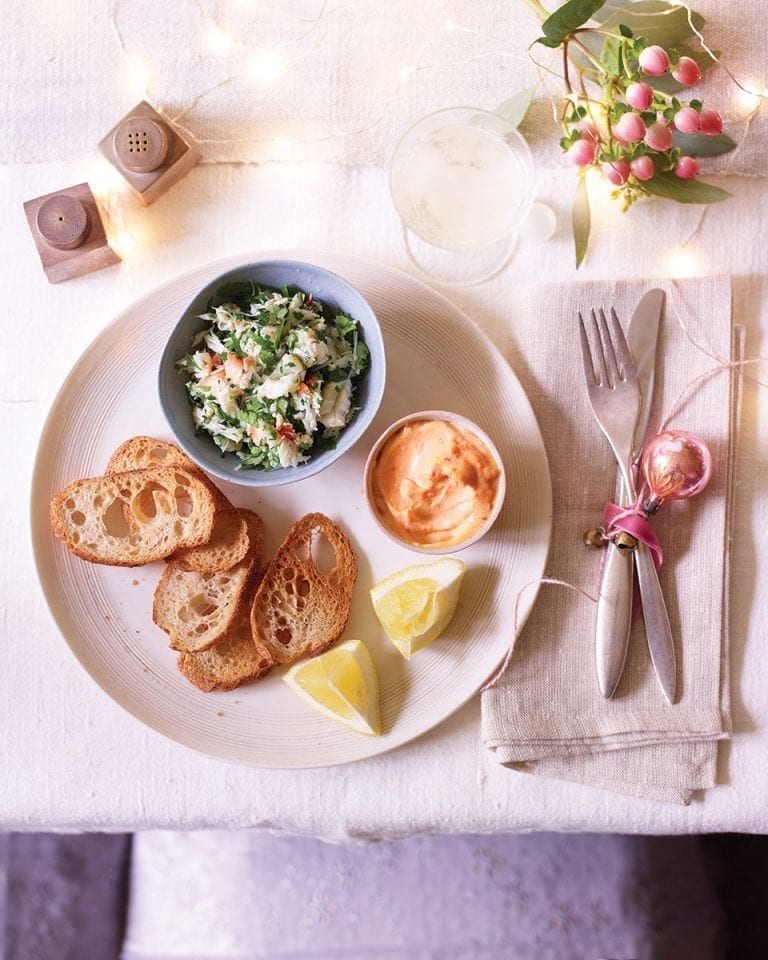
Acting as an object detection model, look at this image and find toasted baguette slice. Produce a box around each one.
[172,500,249,573]
[106,436,197,474]
[50,468,215,567]
[178,606,274,692]
[250,513,357,666]
[107,436,250,573]
[153,510,263,653]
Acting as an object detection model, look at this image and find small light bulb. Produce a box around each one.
[86,157,128,203]
[444,19,456,30]
[736,82,765,111]
[109,227,138,260]
[249,50,282,83]
[124,60,150,97]
[204,25,234,55]
[668,248,699,279]
[584,167,614,213]
[399,65,415,84]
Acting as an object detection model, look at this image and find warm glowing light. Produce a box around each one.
[736,82,767,111]
[444,19,456,31]
[123,60,150,97]
[584,166,615,214]
[85,157,128,203]
[667,248,699,279]
[109,227,139,260]
[204,25,234,55]
[399,65,415,84]
[248,50,282,82]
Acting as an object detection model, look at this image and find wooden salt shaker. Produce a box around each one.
[98,101,201,205]
[23,183,120,284]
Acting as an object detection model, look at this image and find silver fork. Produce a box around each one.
[578,308,677,704]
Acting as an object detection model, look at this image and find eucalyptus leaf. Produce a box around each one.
[495,87,536,128]
[573,175,591,268]
[594,0,704,48]
[535,36,563,48]
[541,0,606,45]
[672,131,736,158]
[601,35,621,73]
[644,171,731,203]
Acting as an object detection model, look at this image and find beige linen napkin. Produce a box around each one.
[482,277,738,804]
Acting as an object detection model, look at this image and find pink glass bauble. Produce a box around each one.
[640,430,712,513]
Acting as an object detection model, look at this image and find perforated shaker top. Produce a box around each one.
[113,117,170,173]
[36,195,89,250]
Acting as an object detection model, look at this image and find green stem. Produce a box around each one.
[562,40,573,95]
[570,36,604,73]
[520,0,550,21]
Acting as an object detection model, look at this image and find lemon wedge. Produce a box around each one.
[283,639,381,736]
[370,558,466,659]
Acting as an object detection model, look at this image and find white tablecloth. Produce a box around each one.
[2,1,767,837]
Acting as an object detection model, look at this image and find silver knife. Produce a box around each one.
[595,289,665,698]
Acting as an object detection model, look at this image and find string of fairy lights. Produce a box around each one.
[90,0,766,274]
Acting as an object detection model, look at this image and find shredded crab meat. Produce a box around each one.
[177,284,369,471]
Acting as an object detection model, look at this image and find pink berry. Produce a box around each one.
[626,82,654,111]
[672,56,702,86]
[577,120,600,142]
[644,121,674,151]
[674,106,701,134]
[602,159,631,185]
[675,156,700,179]
[566,138,597,167]
[630,155,655,181]
[613,112,646,144]
[639,45,670,77]
[698,108,723,136]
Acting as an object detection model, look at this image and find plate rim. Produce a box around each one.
[29,250,553,769]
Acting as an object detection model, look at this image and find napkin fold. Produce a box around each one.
[482,277,738,804]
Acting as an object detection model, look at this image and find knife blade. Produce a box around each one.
[595,289,664,698]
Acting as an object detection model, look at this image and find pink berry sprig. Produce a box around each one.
[559,26,725,207]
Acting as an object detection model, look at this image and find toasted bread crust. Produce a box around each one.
[177,604,274,692]
[172,498,249,573]
[106,436,196,474]
[106,436,250,572]
[250,512,357,665]
[153,510,264,652]
[50,468,215,567]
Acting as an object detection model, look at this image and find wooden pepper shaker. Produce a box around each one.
[23,183,120,284]
[98,101,201,205]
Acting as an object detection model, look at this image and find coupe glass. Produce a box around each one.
[389,107,537,284]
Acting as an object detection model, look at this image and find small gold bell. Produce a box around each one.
[583,528,606,549]
[614,531,638,553]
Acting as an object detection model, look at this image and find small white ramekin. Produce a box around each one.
[363,410,506,555]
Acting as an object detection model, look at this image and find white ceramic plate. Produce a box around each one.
[30,252,552,768]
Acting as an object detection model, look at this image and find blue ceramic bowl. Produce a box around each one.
[158,260,386,487]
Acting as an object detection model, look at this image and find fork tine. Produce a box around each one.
[589,309,608,387]
[598,308,620,388]
[609,307,634,381]
[577,311,598,384]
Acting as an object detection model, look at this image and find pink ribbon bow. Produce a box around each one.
[602,501,664,569]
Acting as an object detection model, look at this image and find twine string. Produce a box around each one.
[481,579,598,692]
